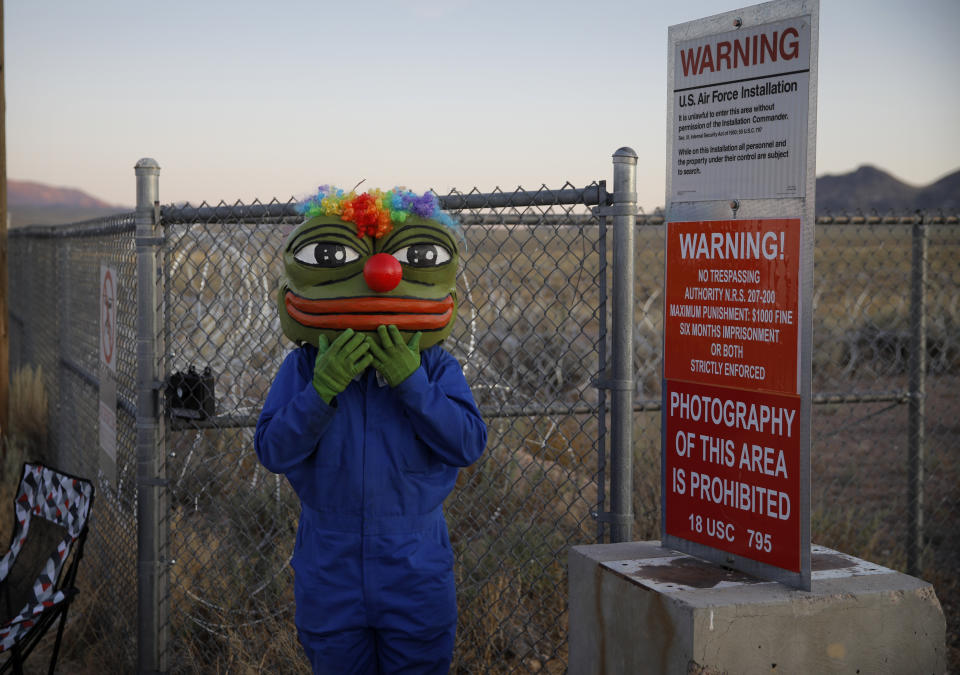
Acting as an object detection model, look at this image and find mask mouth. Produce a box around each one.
[284,291,454,331]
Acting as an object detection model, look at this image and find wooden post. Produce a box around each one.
[0,0,9,439]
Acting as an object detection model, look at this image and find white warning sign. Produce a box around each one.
[671,16,811,201]
[99,264,118,484]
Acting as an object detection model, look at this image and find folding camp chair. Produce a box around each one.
[0,463,95,675]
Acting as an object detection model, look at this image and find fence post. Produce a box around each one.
[135,158,168,674]
[609,148,637,543]
[596,181,609,543]
[907,211,927,576]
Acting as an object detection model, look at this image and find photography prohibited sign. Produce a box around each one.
[664,218,802,572]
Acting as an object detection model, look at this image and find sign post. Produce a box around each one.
[99,264,118,485]
[663,0,818,589]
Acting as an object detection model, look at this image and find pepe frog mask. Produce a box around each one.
[276,187,460,350]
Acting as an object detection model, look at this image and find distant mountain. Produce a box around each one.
[8,179,116,209]
[6,180,129,228]
[815,166,960,214]
[916,170,960,211]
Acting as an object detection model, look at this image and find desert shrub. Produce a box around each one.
[8,365,50,463]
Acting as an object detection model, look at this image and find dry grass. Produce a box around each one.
[0,439,27,544]
[166,505,308,673]
[0,365,51,538]
[7,366,49,462]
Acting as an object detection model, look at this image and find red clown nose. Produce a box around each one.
[363,253,403,293]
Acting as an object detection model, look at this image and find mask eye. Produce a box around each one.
[393,244,451,267]
[294,242,361,267]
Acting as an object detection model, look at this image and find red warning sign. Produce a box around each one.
[664,219,801,395]
[663,218,802,572]
[664,380,801,571]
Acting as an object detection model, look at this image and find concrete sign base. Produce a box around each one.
[569,541,945,674]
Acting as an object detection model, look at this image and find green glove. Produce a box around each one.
[312,329,372,404]
[369,325,422,388]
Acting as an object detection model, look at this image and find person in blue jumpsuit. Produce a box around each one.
[255,186,486,674]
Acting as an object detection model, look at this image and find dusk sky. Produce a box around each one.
[6,0,959,210]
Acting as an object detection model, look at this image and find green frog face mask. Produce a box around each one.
[277,186,460,350]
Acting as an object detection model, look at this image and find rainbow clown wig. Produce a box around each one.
[276,185,461,350]
[298,185,458,239]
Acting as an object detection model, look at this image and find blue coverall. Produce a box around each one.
[255,343,487,674]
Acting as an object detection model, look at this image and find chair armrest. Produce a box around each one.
[0,590,70,630]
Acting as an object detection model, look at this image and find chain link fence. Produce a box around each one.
[158,186,610,673]
[7,215,141,671]
[7,180,959,671]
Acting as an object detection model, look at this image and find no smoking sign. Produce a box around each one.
[100,266,118,372]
